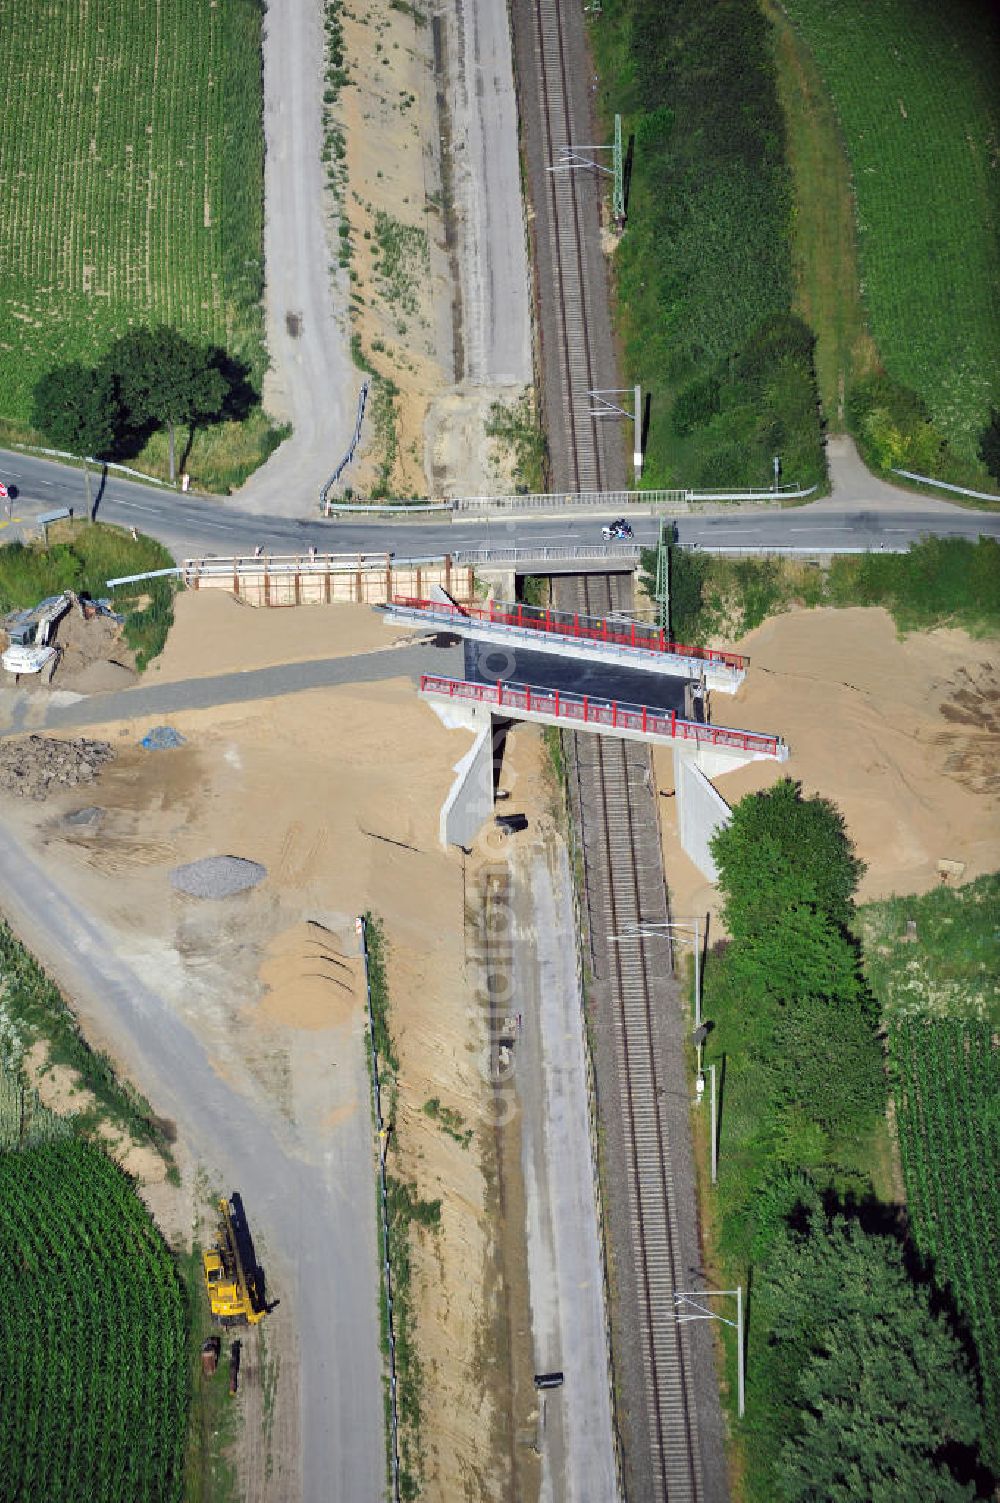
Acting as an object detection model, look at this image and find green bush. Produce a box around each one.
[671,376,720,436]
[644,535,1000,643]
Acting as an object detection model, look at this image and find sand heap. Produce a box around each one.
[0,736,115,800]
[256,922,362,1031]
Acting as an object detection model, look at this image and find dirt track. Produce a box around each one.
[235,0,357,515]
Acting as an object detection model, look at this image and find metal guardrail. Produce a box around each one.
[453,542,642,566]
[453,488,686,513]
[392,595,747,669]
[319,483,817,517]
[686,484,817,502]
[182,552,409,578]
[421,675,786,758]
[10,442,177,488]
[891,469,1000,503]
[320,501,453,515]
[321,380,370,513]
[692,544,907,557]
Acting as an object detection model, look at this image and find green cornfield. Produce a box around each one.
[782,0,1000,459]
[890,1018,1000,1468]
[0,0,266,431]
[0,1138,188,1503]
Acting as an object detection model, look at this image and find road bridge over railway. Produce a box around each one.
[383,595,747,692]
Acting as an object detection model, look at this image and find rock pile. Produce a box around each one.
[0,736,115,801]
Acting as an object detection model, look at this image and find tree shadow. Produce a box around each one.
[208,347,258,422]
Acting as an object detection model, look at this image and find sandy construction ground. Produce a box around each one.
[145,589,410,683]
[656,606,1000,930]
[338,0,532,500]
[1,598,517,1501]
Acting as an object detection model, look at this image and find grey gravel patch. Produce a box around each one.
[170,855,266,899]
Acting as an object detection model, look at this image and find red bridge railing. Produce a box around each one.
[394,596,746,670]
[420,675,782,758]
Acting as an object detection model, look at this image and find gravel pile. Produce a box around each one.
[0,736,115,801]
[170,855,266,899]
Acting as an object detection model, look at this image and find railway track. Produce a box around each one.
[555,571,705,1503]
[519,0,717,1494]
[529,0,607,492]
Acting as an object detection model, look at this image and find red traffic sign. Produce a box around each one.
[0,483,8,499]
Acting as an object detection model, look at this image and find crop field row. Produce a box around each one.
[890,1017,1000,1467]
[0,0,265,430]
[783,0,1000,459]
[0,1139,188,1503]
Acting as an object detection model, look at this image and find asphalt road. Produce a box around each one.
[0,641,463,740]
[3,447,999,567]
[464,640,686,713]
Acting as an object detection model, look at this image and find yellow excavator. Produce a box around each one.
[202,1196,266,1326]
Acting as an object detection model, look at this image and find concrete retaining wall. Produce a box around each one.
[675,754,731,882]
[440,715,495,849]
[185,560,475,607]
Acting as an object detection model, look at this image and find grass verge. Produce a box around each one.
[588,0,825,492]
[485,390,548,494]
[641,535,1000,643]
[180,1245,241,1503]
[762,0,876,427]
[0,918,175,1164]
[363,912,441,1501]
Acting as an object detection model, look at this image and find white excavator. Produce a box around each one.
[1,591,74,677]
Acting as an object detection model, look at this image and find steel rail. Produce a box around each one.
[558,570,705,1502]
[532,0,605,491]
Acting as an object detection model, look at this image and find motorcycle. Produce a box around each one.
[602,519,634,541]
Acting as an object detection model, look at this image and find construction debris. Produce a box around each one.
[170,855,267,899]
[0,736,115,801]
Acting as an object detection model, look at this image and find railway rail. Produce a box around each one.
[556,570,708,1503]
[530,0,608,491]
[519,0,723,1494]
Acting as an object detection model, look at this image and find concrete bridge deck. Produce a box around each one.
[423,673,786,761]
[382,597,746,691]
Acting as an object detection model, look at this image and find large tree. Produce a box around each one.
[759,1203,988,1502]
[32,362,119,517]
[104,326,226,481]
[711,777,865,941]
[710,781,882,1140]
